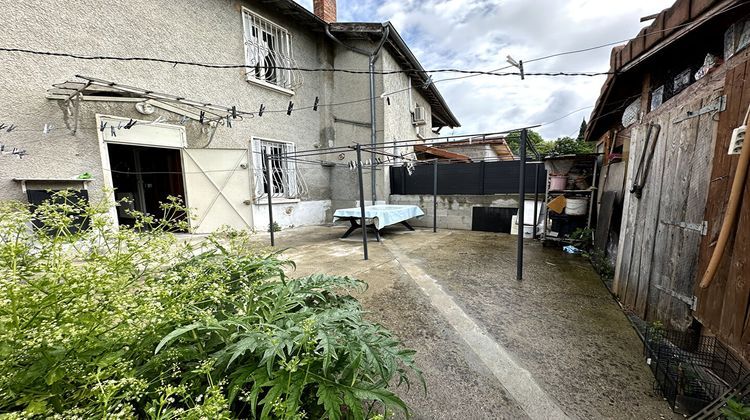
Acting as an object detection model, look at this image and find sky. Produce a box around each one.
[294,0,675,139]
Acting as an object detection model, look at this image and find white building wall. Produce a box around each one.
[0,0,331,230]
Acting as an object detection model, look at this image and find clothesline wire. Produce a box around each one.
[0,46,615,77]
[2,0,744,78]
[281,126,542,158]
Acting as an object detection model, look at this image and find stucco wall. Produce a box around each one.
[0,1,448,230]
[0,0,331,229]
[328,44,441,215]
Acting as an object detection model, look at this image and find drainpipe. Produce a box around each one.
[326,24,390,204]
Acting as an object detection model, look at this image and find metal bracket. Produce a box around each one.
[661,220,708,236]
[673,95,726,124]
[655,283,697,310]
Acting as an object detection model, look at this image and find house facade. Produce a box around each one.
[0,0,459,233]
[586,0,750,360]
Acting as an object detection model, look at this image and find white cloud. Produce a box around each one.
[296,0,675,139]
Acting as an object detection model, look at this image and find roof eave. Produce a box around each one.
[329,22,461,128]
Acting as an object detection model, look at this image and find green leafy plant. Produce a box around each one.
[270,221,282,233]
[0,191,421,418]
[721,398,750,420]
[569,227,594,250]
[646,321,666,345]
[584,248,615,281]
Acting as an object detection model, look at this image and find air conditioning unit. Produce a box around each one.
[416,125,428,139]
[412,104,426,126]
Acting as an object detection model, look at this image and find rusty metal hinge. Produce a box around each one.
[660,220,708,236]
[673,95,726,124]
[655,283,697,310]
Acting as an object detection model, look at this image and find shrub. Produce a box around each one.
[0,192,420,418]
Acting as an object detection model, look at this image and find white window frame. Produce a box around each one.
[251,138,299,199]
[242,8,295,95]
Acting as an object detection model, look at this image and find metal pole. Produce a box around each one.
[356,144,369,260]
[517,129,527,280]
[369,57,377,205]
[433,158,438,233]
[533,163,540,239]
[264,150,275,247]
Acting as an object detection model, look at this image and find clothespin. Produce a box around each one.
[0,144,5,152]
[179,115,188,125]
[348,161,355,170]
[259,104,265,117]
[99,121,108,132]
[43,124,52,134]
[232,106,237,119]
[124,119,136,129]
[386,97,391,106]
[199,111,205,124]
[6,124,15,133]
[0,123,6,130]
[506,55,525,80]
[422,76,433,89]
[313,97,319,111]
[287,101,294,116]
[225,115,232,128]
[110,126,117,137]
[117,121,123,130]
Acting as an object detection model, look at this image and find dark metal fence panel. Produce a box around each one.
[390,161,546,195]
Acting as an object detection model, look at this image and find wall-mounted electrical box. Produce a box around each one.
[729,125,746,155]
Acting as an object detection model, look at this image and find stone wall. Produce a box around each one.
[390,194,522,230]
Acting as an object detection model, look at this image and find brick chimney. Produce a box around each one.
[313,0,336,23]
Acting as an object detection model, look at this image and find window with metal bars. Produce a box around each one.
[242,9,295,91]
[251,139,298,199]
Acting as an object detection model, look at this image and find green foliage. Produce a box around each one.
[576,119,588,142]
[270,222,281,233]
[569,227,594,250]
[550,136,595,156]
[506,130,594,158]
[721,398,750,420]
[0,191,420,418]
[586,249,614,281]
[646,321,666,344]
[506,130,549,156]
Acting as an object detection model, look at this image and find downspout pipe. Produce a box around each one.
[326,24,390,204]
[700,105,750,288]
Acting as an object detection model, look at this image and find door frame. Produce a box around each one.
[96,114,188,228]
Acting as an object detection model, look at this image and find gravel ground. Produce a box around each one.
[259,225,678,420]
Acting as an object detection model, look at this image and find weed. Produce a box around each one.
[0,191,420,418]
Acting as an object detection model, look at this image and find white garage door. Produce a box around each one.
[182,148,253,234]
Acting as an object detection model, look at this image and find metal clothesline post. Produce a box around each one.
[433,158,438,233]
[355,144,369,260]
[264,150,275,247]
[517,128,527,281]
[533,163,540,239]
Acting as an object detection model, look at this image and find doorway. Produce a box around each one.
[107,143,185,227]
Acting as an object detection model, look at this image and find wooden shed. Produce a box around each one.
[586,0,750,360]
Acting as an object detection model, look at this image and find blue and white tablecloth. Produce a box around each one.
[333,205,424,230]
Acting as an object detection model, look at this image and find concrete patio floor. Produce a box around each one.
[254,225,677,420]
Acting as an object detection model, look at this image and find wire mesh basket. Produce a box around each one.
[644,328,749,415]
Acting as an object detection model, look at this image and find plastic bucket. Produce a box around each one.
[565,197,589,216]
[550,175,567,191]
